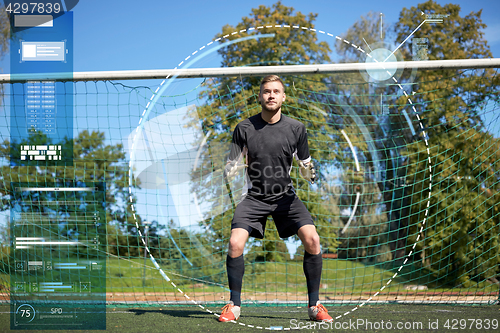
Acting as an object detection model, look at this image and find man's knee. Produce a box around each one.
[305,234,320,254]
[228,238,245,257]
[307,232,320,247]
[298,225,321,255]
[228,228,249,258]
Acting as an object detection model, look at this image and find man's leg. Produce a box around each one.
[297,225,332,322]
[227,228,249,306]
[297,225,322,307]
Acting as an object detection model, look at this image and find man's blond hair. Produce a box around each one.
[260,75,285,92]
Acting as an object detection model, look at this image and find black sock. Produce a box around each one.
[303,251,322,307]
[227,254,245,306]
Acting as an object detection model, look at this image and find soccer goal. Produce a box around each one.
[1,58,499,316]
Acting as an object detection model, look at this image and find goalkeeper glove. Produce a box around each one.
[299,160,316,184]
[224,160,247,180]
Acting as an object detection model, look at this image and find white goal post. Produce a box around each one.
[0,58,499,83]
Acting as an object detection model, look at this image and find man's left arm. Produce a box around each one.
[296,124,316,184]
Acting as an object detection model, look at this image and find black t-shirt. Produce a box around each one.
[228,113,311,199]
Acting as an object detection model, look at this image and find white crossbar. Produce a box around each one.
[0,58,499,83]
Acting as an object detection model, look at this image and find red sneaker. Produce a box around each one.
[218,301,241,322]
[308,302,333,322]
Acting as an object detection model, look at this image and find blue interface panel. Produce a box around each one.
[9,11,73,166]
[10,183,106,330]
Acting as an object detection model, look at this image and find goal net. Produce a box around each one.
[0,61,499,309]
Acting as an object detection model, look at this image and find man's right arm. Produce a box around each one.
[225,125,247,180]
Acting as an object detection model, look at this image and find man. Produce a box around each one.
[219,75,332,322]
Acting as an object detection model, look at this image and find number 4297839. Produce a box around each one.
[444,318,498,330]
[6,2,61,14]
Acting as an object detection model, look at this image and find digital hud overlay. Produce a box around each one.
[9,182,106,330]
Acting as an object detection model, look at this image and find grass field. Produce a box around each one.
[2,256,498,304]
[102,257,498,294]
[1,255,499,332]
[0,303,499,332]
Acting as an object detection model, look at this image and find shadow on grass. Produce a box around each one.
[128,308,202,318]
[127,307,292,322]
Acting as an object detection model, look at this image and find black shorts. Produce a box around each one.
[231,192,314,239]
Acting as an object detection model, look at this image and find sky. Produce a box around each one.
[1,0,498,72]
[71,0,499,72]
[1,0,499,250]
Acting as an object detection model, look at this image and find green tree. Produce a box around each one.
[154,219,222,285]
[333,11,404,260]
[337,170,390,262]
[332,2,500,285]
[0,7,10,103]
[393,1,500,286]
[0,7,9,58]
[0,8,12,277]
[0,216,11,275]
[190,2,339,262]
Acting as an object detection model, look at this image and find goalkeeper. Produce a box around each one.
[219,75,332,323]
